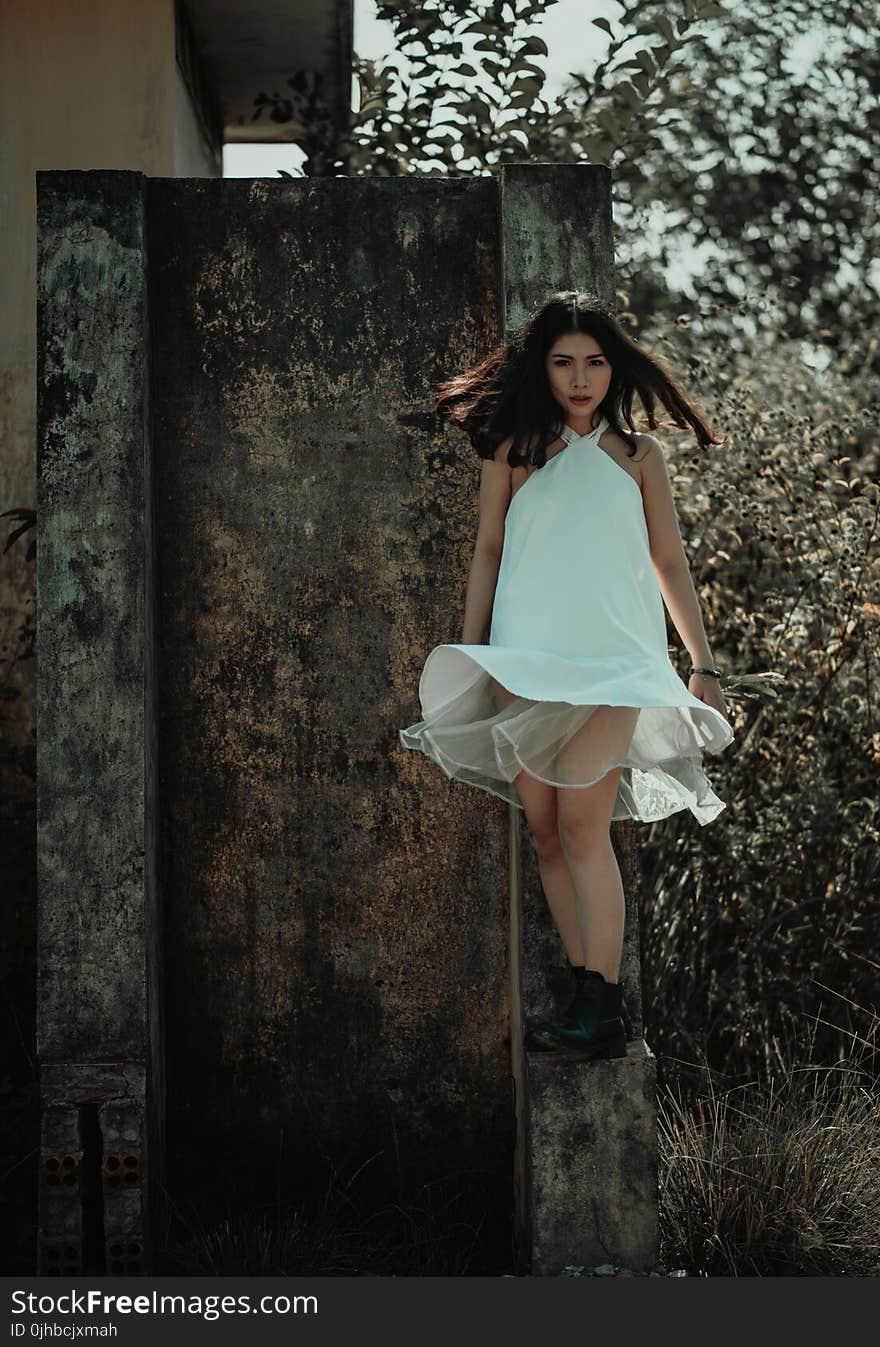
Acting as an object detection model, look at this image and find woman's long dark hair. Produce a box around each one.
[435,290,724,465]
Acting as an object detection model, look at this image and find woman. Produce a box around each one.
[399,291,735,1059]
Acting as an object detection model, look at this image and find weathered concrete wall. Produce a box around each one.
[148,174,510,1205]
[36,170,164,1274]
[36,165,651,1271]
[37,171,153,1059]
[501,162,617,332]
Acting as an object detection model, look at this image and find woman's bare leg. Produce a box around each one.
[511,768,585,964]
[551,705,638,982]
[490,676,585,963]
[555,768,625,982]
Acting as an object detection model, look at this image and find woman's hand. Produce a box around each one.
[688,672,731,724]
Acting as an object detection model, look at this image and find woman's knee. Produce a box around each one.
[557,811,608,856]
[513,769,561,857]
[530,822,565,861]
[556,768,623,853]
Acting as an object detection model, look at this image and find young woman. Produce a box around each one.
[399,291,735,1060]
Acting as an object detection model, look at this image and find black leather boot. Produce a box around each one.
[620,992,634,1040]
[524,966,586,1052]
[525,966,633,1051]
[524,970,626,1059]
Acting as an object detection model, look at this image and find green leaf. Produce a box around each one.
[579,134,610,160]
[512,60,548,79]
[595,109,621,137]
[614,81,641,105]
[592,17,614,36]
[511,76,544,94]
[456,97,492,118]
[519,36,549,57]
[655,16,677,46]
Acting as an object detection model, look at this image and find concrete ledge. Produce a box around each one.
[524,1038,658,1275]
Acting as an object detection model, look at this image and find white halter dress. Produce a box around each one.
[399,414,735,824]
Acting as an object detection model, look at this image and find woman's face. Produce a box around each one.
[545,331,612,426]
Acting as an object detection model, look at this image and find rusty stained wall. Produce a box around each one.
[149,175,512,1198]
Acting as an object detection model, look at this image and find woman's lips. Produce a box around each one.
[570,395,592,402]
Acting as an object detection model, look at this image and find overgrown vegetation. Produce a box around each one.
[658,1007,880,1276]
[634,295,879,1084]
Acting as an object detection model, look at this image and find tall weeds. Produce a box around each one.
[658,1005,880,1276]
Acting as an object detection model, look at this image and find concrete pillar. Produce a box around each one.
[499,162,659,1274]
[36,170,163,1274]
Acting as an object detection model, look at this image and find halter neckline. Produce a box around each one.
[559,414,607,446]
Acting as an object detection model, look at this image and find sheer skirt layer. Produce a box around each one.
[399,657,732,826]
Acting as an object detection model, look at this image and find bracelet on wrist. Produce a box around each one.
[688,665,722,680]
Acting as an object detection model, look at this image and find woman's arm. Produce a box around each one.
[638,434,715,667]
[639,434,729,720]
[460,546,503,644]
[460,451,512,643]
[654,558,716,668]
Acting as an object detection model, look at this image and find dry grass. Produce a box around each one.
[658,1003,880,1276]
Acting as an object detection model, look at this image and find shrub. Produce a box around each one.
[635,298,880,1082]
